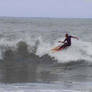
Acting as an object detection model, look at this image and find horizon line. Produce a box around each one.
[0,16,92,19]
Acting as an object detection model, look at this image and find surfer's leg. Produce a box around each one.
[59,43,67,50]
[58,43,71,51]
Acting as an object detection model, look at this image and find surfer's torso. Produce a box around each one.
[65,36,72,46]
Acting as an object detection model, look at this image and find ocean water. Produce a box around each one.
[0,17,92,92]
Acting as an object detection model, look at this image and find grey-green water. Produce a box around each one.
[0,17,92,92]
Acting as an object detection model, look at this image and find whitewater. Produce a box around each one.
[0,17,92,92]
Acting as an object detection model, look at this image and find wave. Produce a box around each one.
[36,37,92,63]
[0,36,92,64]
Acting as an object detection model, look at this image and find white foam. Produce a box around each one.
[0,83,87,92]
[36,37,92,63]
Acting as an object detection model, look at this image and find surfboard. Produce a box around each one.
[51,46,64,52]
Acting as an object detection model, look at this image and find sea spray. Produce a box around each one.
[36,37,92,63]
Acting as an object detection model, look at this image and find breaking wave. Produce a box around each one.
[0,36,92,64]
[36,37,92,63]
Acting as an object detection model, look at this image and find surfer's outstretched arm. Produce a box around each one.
[71,36,79,40]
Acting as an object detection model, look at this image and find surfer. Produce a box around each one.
[58,33,79,50]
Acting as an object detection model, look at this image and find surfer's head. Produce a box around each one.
[65,33,68,37]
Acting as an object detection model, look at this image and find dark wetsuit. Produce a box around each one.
[59,36,72,49]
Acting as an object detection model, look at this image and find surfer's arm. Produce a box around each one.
[58,39,66,43]
[71,36,79,40]
[58,41,64,43]
[63,38,67,43]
